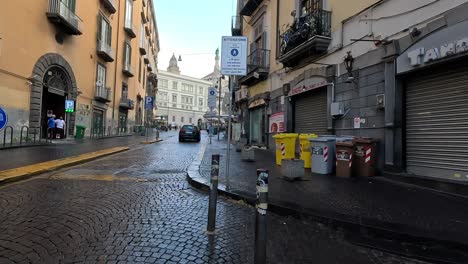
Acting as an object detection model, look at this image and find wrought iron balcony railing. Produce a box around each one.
[124,21,137,38]
[231,16,242,36]
[95,86,112,102]
[46,0,83,35]
[100,0,117,14]
[119,97,135,109]
[123,63,135,77]
[279,9,331,61]
[97,41,115,62]
[247,49,270,73]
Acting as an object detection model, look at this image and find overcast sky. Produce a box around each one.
[153,0,236,78]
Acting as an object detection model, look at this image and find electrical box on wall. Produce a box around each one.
[376,94,385,109]
[330,102,344,116]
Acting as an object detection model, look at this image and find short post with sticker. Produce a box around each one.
[255,169,268,264]
[207,154,220,233]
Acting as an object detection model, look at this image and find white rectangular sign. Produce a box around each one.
[208,87,217,109]
[221,36,248,76]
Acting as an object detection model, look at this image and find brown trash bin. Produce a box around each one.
[353,138,378,177]
[336,141,354,178]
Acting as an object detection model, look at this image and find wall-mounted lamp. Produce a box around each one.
[178,55,182,61]
[344,51,354,83]
[282,83,290,96]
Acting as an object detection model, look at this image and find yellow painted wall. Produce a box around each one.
[270,0,380,73]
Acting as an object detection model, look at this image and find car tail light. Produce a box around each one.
[180,129,185,134]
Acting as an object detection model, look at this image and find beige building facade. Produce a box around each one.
[0,0,159,140]
[155,55,211,128]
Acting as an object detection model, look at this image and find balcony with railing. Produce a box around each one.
[46,0,83,35]
[239,49,270,86]
[123,63,135,77]
[124,21,137,38]
[231,16,242,36]
[143,56,150,64]
[141,9,148,24]
[145,25,151,36]
[94,85,112,102]
[100,0,117,14]
[278,9,332,67]
[239,0,263,16]
[139,37,147,55]
[119,97,135,109]
[97,41,115,62]
[235,87,249,102]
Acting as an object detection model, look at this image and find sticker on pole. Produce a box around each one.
[0,107,7,130]
[221,36,248,76]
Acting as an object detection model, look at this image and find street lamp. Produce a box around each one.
[344,51,355,83]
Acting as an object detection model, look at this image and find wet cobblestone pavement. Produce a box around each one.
[0,132,429,263]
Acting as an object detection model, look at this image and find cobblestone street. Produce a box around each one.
[0,132,429,263]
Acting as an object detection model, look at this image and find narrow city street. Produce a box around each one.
[0,132,428,264]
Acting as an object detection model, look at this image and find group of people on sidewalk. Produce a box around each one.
[47,115,66,139]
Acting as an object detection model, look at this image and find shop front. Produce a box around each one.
[396,18,468,182]
[248,98,266,145]
[290,75,328,135]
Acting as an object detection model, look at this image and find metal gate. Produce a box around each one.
[294,87,327,134]
[405,64,468,180]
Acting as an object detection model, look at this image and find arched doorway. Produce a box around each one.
[29,54,78,138]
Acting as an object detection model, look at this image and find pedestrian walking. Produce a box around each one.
[47,115,56,139]
[55,116,66,139]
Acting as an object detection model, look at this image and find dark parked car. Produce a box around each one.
[179,125,201,142]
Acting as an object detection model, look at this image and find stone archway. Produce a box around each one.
[29,53,78,136]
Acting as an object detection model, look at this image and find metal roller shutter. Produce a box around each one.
[405,64,468,180]
[294,87,327,135]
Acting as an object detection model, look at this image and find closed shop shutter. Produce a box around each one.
[294,87,327,134]
[405,63,468,180]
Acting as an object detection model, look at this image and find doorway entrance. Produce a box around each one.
[118,110,128,134]
[41,67,71,138]
[92,109,105,137]
[29,54,78,138]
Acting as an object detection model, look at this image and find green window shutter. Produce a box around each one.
[97,14,102,42]
[107,23,112,46]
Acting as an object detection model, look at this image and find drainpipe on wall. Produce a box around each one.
[112,0,122,134]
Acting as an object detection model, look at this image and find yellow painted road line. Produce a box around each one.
[0,146,129,184]
[140,139,163,144]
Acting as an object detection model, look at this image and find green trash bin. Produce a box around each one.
[75,125,86,139]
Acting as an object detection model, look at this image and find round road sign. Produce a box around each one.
[231,49,239,56]
[0,107,8,130]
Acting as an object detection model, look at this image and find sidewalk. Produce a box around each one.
[0,131,174,171]
[188,136,468,263]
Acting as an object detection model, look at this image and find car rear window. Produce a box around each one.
[183,125,194,130]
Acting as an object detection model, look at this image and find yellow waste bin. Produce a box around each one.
[273,133,298,166]
[299,134,318,168]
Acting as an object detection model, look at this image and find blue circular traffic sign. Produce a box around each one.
[0,107,8,130]
[231,49,239,56]
[209,90,215,96]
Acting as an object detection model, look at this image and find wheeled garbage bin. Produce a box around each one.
[353,137,378,177]
[336,141,355,178]
[75,125,86,139]
[310,136,336,174]
[299,134,318,169]
[273,133,298,166]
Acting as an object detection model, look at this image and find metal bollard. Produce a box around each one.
[255,169,269,264]
[207,154,220,233]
